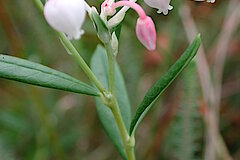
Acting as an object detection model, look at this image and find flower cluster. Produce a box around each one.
[43,0,214,51]
[101,0,156,50]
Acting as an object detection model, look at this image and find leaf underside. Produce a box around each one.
[0,54,99,96]
[129,35,201,135]
[90,45,131,160]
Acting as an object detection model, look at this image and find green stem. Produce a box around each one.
[105,43,115,96]
[104,42,135,160]
[34,0,44,12]
[110,98,136,160]
[58,33,107,94]
[111,97,135,160]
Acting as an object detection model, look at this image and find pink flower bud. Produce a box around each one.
[144,0,173,15]
[136,16,156,51]
[44,0,86,40]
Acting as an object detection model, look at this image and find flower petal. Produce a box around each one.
[44,0,86,40]
[136,16,156,51]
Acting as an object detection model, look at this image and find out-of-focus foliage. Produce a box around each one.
[163,62,203,160]
[0,0,239,159]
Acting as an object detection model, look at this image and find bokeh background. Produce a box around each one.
[0,0,239,159]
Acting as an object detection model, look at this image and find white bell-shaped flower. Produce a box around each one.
[44,0,86,40]
[144,0,173,15]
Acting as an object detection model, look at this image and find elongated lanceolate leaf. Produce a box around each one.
[0,54,99,96]
[129,35,201,136]
[91,45,131,160]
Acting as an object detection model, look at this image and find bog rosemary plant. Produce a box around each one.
[0,0,215,159]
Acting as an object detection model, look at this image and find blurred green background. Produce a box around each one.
[0,0,239,159]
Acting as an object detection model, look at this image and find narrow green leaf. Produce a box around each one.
[90,45,131,160]
[0,54,99,96]
[91,9,111,43]
[129,35,201,136]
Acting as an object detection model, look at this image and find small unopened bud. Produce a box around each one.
[111,32,119,56]
[44,0,86,40]
[136,16,156,51]
[144,0,173,15]
[101,0,116,16]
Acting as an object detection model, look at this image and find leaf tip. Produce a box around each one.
[197,33,201,39]
[194,34,201,49]
[196,34,201,45]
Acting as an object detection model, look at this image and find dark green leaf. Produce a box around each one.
[90,45,131,160]
[129,35,201,135]
[0,54,99,96]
